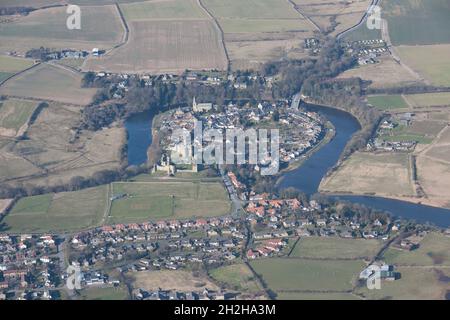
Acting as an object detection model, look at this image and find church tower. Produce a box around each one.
[193,97,197,111]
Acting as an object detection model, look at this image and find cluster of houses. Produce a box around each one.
[0,234,62,296]
[134,288,238,300]
[155,99,323,182]
[304,38,321,54]
[345,39,388,65]
[367,115,418,152]
[243,195,396,260]
[69,217,245,272]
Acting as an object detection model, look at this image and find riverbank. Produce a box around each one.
[278,103,450,227]
[277,120,336,183]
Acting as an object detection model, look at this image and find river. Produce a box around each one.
[278,104,450,228]
[125,105,450,227]
[125,109,155,166]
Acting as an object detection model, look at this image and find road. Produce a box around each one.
[336,0,381,40]
[220,167,244,219]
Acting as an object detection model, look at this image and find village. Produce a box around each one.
[152,97,324,179]
[1,182,431,300]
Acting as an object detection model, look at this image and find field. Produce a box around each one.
[77,286,130,301]
[202,0,314,70]
[0,55,34,74]
[0,55,35,84]
[251,258,364,292]
[83,19,228,74]
[2,186,108,233]
[416,128,450,208]
[276,292,360,300]
[0,199,13,215]
[209,263,262,293]
[356,267,450,300]
[0,5,125,54]
[0,63,96,105]
[121,0,207,20]
[378,120,444,145]
[320,152,415,197]
[383,0,450,45]
[396,45,450,87]
[204,0,300,19]
[367,95,408,110]
[0,102,125,189]
[292,0,371,35]
[108,180,230,223]
[404,92,450,108]
[338,56,421,88]
[131,270,220,292]
[383,232,450,266]
[0,99,38,137]
[290,237,382,260]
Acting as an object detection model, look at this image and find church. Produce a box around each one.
[192,97,213,113]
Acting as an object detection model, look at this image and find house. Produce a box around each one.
[316,219,327,227]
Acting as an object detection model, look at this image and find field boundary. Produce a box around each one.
[197,0,230,71]
[0,62,41,88]
[286,0,321,32]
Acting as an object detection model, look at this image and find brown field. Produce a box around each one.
[202,0,315,69]
[320,152,416,197]
[338,56,423,88]
[416,126,450,207]
[0,63,96,105]
[0,102,125,188]
[131,270,220,292]
[293,0,371,34]
[83,19,228,74]
[0,199,13,215]
[227,38,308,70]
[0,0,63,7]
[404,93,450,108]
[0,5,125,54]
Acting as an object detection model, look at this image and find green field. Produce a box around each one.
[0,72,12,83]
[356,267,450,300]
[109,180,230,223]
[405,92,450,107]
[343,22,382,42]
[0,64,96,105]
[77,286,129,300]
[3,186,108,233]
[396,45,450,87]
[383,0,450,45]
[210,263,262,292]
[0,99,38,132]
[378,120,444,145]
[383,232,450,266]
[276,292,360,300]
[0,55,34,84]
[251,258,365,292]
[291,237,382,260]
[121,0,207,21]
[0,55,34,73]
[203,0,300,19]
[367,95,408,110]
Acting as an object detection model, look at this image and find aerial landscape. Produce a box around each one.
[0,0,449,304]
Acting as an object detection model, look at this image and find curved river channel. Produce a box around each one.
[126,105,450,227]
